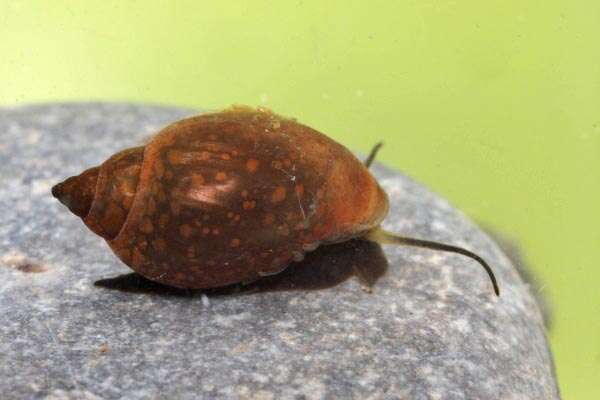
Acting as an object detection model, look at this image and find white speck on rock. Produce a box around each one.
[30,179,55,196]
[201,294,210,307]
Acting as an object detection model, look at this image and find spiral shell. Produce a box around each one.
[52,106,389,289]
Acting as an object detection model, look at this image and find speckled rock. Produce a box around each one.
[0,103,559,400]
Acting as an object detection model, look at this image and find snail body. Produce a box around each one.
[52,107,388,289]
[53,106,499,295]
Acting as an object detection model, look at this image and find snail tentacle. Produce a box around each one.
[366,227,500,296]
[364,142,384,169]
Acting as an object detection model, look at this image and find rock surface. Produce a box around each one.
[0,103,559,399]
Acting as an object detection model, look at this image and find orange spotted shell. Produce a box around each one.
[52,107,389,289]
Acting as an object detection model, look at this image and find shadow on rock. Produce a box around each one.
[94,239,388,297]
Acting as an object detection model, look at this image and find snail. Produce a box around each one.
[52,106,499,295]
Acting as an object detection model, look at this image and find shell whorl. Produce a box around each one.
[53,147,144,240]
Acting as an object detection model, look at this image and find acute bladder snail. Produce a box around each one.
[52,106,499,295]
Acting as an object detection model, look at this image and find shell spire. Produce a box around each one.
[52,166,99,220]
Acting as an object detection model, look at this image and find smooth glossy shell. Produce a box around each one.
[53,107,389,288]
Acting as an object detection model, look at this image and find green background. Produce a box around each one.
[2,1,598,397]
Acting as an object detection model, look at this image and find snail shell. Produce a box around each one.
[52,106,389,289]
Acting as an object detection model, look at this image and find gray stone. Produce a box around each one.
[0,103,559,399]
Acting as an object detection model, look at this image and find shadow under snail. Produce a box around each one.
[51,106,499,296]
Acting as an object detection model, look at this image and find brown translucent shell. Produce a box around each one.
[52,107,389,289]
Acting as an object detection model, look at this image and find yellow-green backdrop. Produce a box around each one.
[2,1,598,397]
